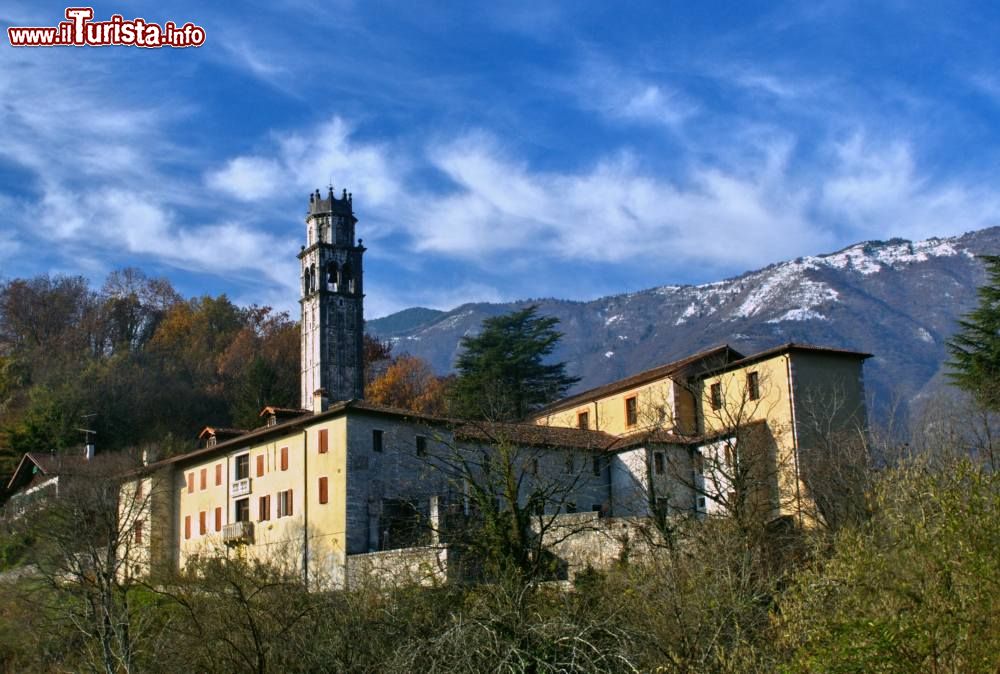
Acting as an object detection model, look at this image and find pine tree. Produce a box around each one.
[449,306,579,421]
[947,254,1000,410]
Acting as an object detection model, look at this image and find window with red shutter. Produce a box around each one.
[134,520,143,544]
[199,511,206,535]
[280,446,288,471]
[184,515,191,539]
[215,464,222,486]
[319,429,328,454]
[215,507,222,531]
[259,495,270,521]
[186,473,193,493]
[319,477,328,504]
[200,468,207,490]
[256,454,264,477]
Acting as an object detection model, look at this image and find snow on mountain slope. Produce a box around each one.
[368,226,1000,416]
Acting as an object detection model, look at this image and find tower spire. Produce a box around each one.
[299,187,365,407]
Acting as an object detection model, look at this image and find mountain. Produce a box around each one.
[367,227,1000,417]
[367,307,446,337]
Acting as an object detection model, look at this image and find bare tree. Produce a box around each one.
[1,452,159,674]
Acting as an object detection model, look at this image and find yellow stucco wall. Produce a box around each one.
[171,416,348,584]
[533,379,677,436]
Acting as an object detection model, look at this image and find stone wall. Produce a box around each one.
[345,545,449,588]
[538,512,664,580]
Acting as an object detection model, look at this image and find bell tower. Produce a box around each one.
[299,186,365,407]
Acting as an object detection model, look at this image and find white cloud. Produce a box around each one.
[407,133,826,269]
[821,134,1000,239]
[205,117,402,209]
[207,157,285,200]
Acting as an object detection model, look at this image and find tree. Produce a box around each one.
[449,306,579,421]
[1,453,165,674]
[947,254,1000,410]
[367,354,450,415]
[779,456,1000,673]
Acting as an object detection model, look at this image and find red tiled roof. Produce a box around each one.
[699,342,872,378]
[197,427,248,440]
[455,421,620,451]
[532,344,744,417]
[258,406,310,418]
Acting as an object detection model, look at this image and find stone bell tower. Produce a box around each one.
[299,186,365,407]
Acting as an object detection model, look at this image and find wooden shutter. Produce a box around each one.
[215,507,222,531]
[134,520,143,544]
[318,477,328,504]
[200,468,207,490]
[199,511,206,535]
[184,515,191,539]
[256,455,264,477]
[280,446,288,471]
[186,473,193,493]
[319,429,328,454]
[288,489,294,517]
[215,464,222,486]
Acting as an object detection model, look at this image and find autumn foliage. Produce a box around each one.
[366,354,451,416]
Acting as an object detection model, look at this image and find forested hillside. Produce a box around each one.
[0,269,300,480]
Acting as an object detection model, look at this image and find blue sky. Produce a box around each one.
[2,1,1000,318]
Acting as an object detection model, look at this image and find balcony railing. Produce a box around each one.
[222,520,254,546]
[231,478,251,497]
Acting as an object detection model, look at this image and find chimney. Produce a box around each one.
[142,447,160,466]
[84,443,95,461]
[312,388,329,414]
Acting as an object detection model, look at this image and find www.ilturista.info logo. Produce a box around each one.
[8,7,206,48]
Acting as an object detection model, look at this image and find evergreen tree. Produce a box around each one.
[449,305,579,420]
[947,255,1000,410]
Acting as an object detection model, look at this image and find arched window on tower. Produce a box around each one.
[341,262,354,294]
[303,268,310,295]
[326,261,339,292]
[309,264,316,295]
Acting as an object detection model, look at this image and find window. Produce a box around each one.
[214,507,222,531]
[277,490,294,518]
[565,502,577,514]
[199,511,206,535]
[318,477,329,504]
[655,497,670,518]
[256,455,265,478]
[235,454,250,481]
[416,435,427,457]
[280,446,288,471]
[184,515,191,540]
[592,455,602,477]
[135,481,143,501]
[710,382,722,410]
[530,457,539,475]
[747,371,760,401]
[215,463,222,486]
[372,429,383,453]
[654,451,665,475]
[625,396,638,427]
[318,429,329,454]
[577,411,589,430]
[200,468,207,491]
[186,473,194,494]
[564,453,574,473]
[234,498,250,523]
[258,495,271,521]
[134,520,143,544]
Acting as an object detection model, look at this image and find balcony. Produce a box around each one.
[231,478,251,497]
[222,521,254,546]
